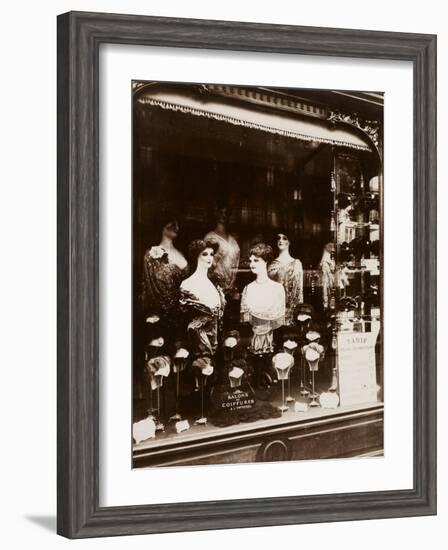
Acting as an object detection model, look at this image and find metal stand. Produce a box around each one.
[300,343,315,398]
[297,314,312,396]
[286,376,294,403]
[149,386,153,415]
[329,332,338,392]
[146,386,158,421]
[285,354,294,403]
[170,368,182,421]
[273,353,293,412]
[195,375,207,425]
[278,378,289,413]
[155,386,165,431]
[309,370,319,407]
[299,353,310,396]
[282,345,297,403]
[329,366,338,393]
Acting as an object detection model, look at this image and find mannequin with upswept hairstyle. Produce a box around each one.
[204,205,240,292]
[179,240,225,359]
[240,243,285,354]
[267,231,304,326]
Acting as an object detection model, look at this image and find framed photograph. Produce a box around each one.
[57,11,437,538]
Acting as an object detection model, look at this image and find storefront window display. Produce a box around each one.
[132,82,383,467]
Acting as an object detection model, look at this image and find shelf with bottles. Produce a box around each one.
[337,238,380,263]
[337,222,380,246]
[341,263,381,276]
[335,295,381,334]
[338,221,379,229]
[336,191,380,231]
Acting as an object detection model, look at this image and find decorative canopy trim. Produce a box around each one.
[137,94,373,152]
[328,110,382,156]
[202,84,328,120]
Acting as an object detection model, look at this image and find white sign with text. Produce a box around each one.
[337,330,379,407]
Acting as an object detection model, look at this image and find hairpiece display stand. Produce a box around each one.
[296,313,312,397]
[148,385,154,419]
[299,351,311,397]
[170,361,183,422]
[155,384,165,431]
[195,374,208,426]
[171,367,182,421]
[308,369,319,407]
[304,351,321,408]
[283,341,298,403]
[329,331,339,392]
[273,353,294,414]
[278,375,288,413]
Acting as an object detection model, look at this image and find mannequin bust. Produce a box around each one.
[320,242,335,310]
[241,243,286,354]
[141,217,188,318]
[180,239,225,359]
[268,232,303,326]
[204,206,240,292]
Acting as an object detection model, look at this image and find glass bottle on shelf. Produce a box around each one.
[330,210,336,232]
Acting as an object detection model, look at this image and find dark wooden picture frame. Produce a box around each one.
[57,11,437,538]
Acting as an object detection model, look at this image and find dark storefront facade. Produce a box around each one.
[132,83,383,467]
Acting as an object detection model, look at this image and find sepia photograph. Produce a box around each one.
[54,8,437,539]
[132,81,384,468]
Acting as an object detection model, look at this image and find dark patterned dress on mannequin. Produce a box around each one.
[179,287,225,359]
[141,246,188,341]
[268,258,303,326]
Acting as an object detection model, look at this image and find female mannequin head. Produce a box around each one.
[214,206,228,226]
[160,218,179,242]
[249,243,274,276]
[211,206,230,236]
[188,239,219,272]
[322,242,334,256]
[276,233,290,252]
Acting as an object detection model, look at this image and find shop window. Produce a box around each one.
[132,84,383,466]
